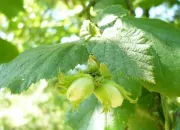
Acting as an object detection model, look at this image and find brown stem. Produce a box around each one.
[125,0,135,15]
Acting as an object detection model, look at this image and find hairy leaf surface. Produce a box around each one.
[122,17,180,96]
[88,28,154,83]
[0,40,88,93]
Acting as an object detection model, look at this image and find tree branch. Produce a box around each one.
[125,0,135,15]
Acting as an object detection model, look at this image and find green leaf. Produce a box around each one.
[94,0,127,12]
[94,5,128,27]
[0,40,89,93]
[66,95,136,130]
[0,0,24,18]
[105,101,135,130]
[133,0,164,9]
[121,17,180,97]
[88,28,154,83]
[127,89,163,130]
[127,110,160,130]
[0,38,19,64]
[173,109,180,130]
[66,94,100,130]
[113,74,142,100]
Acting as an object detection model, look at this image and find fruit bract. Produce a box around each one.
[93,85,111,111]
[94,80,124,112]
[67,76,95,103]
[87,55,99,73]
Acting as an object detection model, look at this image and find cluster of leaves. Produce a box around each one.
[0,0,180,130]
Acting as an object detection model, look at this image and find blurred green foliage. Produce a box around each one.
[0,0,24,19]
[0,0,180,129]
[0,80,72,130]
[0,38,18,64]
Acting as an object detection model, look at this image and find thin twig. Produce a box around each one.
[125,0,135,15]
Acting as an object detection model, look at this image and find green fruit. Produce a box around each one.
[93,85,111,112]
[94,80,124,112]
[105,84,124,108]
[87,55,99,72]
[67,76,95,103]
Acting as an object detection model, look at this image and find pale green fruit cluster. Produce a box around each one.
[61,56,126,111]
[66,74,124,112]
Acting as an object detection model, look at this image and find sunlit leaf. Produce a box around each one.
[0,40,88,93]
[122,17,180,97]
[88,28,154,83]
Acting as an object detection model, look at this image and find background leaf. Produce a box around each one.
[121,17,180,97]
[105,101,135,130]
[133,0,164,9]
[0,0,24,18]
[94,0,126,12]
[66,95,136,130]
[94,5,128,27]
[127,89,164,130]
[0,38,19,64]
[66,95,101,130]
[0,40,88,93]
[173,109,180,130]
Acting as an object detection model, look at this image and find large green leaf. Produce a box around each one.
[88,28,154,83]
[66,95,136,130]
[0,38,19,64]
[127,89,163,130]
[66,95,100,130]
[0,40,89,93]
[0,0,24,18]
[105,101,135,130]
[121,17,180,97]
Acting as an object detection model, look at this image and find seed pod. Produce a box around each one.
[104,84,124,108]
[93,85,111,112]
[67,76,95,104]
[94,80,124,112]
[87,55,99,73]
